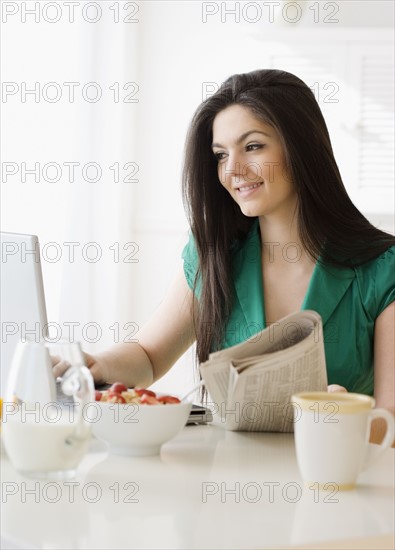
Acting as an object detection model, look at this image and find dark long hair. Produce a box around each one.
[182,69,394,364]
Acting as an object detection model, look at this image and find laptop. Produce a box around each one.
[0,231,212,424]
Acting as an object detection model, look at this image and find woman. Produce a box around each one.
[54,69,395,442]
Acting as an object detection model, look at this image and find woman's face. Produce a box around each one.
[212,104,297,219]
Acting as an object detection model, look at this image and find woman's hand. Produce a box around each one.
[80,352,109,385]
[52,351,108,385]
[327,384,348,393]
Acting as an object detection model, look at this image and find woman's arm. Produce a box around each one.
[312,302,394,445]
[57,267,197,388]
[371,301,395,444]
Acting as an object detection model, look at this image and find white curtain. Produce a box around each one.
[1,4,144,348]
[58,14,140,352]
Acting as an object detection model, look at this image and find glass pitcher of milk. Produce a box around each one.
[2,338,94,479]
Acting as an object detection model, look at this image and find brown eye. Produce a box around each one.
[246,144,264,152]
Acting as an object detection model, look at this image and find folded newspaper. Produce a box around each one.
[199,310,328,432]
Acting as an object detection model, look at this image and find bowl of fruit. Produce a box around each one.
[90,383,192,456]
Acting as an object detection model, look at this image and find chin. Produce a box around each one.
[240,205,264,217]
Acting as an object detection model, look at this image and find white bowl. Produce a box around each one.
[90,400,192,456]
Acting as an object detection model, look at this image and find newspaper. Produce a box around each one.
[199,310,328,432]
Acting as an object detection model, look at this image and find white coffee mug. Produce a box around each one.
[291,392,395,490]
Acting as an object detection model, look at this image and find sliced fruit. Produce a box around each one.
[95,391,103,402]
[134,388,156,398]
[158,395,181,404]
[107,391,126,404]
[140,394,161,405]
[110,383,128,393]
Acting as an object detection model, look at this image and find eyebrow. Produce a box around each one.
[212,130,271,149]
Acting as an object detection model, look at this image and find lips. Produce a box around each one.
[236,182,263,192]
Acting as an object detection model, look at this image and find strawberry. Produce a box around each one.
[158,395,181,404]
[95,390,103,402]
[134,388,157,398]
[110,383,128,393]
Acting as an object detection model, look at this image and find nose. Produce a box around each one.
[218,151,244,185]
[219,151,261,187]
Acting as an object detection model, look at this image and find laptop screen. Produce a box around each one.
[0,232,48,394]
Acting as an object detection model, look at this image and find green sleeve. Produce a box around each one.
[181,233,201,298]
[374,245,395,316]
[356,245,395,319]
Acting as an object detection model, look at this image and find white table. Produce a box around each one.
[1,425,394,550]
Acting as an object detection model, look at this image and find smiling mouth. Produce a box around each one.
[237,182,263,192]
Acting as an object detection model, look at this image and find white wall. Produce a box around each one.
[1,1,394,397]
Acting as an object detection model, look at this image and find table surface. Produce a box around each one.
[1,424,394,550]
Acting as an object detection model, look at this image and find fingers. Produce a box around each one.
[327,384,348,393]
[82,352,95,368]
[52,359,72,379]
[52,351,104,385]
[82,353,104,384]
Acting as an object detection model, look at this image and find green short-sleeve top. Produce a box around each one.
[182,221,395,396]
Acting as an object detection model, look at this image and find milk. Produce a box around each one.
[2,413,90,474]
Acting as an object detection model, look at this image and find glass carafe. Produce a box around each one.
[2,338,94,479]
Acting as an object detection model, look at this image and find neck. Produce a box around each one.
[258,211,313,267]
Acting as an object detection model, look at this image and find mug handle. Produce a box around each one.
[362,408,395,471]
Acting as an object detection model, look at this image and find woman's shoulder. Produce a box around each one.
[355,245,395,275]
[354,245,395,317]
